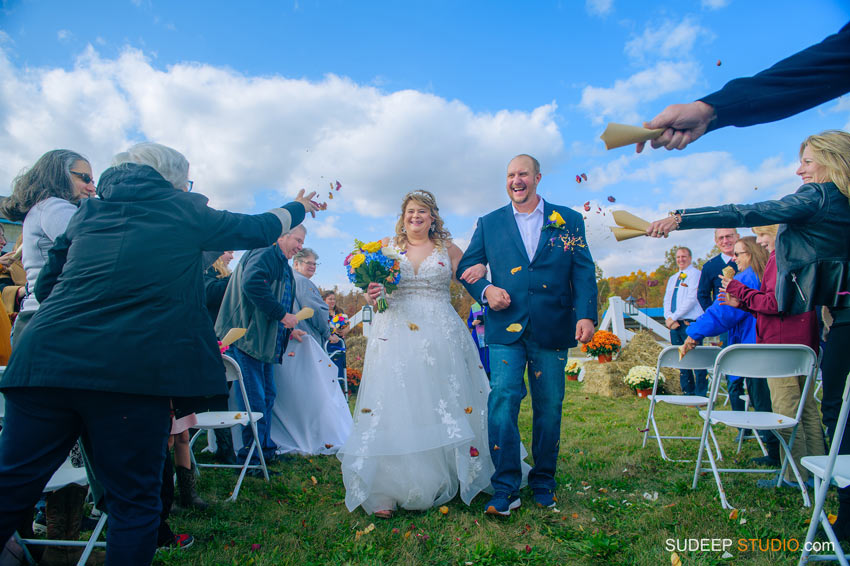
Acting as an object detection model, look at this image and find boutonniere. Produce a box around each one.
[678,272,688,287]
[541,210,566,232]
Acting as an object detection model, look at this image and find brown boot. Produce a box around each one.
[175,466,209,510]
[38,487,70,566]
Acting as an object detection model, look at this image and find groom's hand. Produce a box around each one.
[575,319,595,343]
[484,286,511,311]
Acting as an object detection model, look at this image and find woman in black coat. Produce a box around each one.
[0,142,320,566]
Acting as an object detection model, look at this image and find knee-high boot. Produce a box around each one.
[176,465,209,511]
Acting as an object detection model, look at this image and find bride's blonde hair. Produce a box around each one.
[393,189,452,250]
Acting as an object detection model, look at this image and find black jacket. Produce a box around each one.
[677,182,850,314]
[700,21,850,131]
[1,163,303,397]
[204,266,230,322]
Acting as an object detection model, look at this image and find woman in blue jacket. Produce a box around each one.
[682,237,774,458]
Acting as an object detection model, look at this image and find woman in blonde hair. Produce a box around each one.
[648,129,850,537]
[337,189,512,518]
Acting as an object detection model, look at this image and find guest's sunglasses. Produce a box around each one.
[70,171,94,185]
[733,251,749,257]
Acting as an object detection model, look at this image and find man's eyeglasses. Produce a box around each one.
[302,261,319,267]
[186,180,194,192]
[70,171,94,185]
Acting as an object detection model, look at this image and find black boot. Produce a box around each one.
[214,429,237,465]
[176,465,209,511]
[833,488,850,542]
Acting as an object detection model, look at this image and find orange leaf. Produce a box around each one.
[464,407,473,414]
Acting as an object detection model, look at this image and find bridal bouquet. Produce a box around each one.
[345,238,402,313]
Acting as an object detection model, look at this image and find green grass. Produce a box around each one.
[153,383,835,566]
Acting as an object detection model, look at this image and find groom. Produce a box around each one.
[458,154,597,515]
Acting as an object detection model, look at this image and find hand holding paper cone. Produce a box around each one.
[600,123,665,150]
[610,210,652,241]
[294,307,314,321]
[220,328,247,348]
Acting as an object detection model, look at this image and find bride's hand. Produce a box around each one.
[366,282,384,305]
[460,263,487,284]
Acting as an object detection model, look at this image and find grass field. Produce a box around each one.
[153,381,836,566]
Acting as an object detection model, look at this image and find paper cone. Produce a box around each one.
[220,327,247,348]
[610,227,646,241]
[612,210,651,231]
[600,123,665,150]
[294,307,314,321]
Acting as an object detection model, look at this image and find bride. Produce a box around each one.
[337,189,509,517]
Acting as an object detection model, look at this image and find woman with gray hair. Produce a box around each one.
[0,142,321,565]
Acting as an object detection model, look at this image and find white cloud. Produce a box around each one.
[701,0,730,10]
[306,215,352,241]
[56,30,72,42]
[586,0,613,16]
[0,46,563,219]
[579,61,699,124]
[624,17,711,62]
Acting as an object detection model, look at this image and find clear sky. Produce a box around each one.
[1,0,848,290]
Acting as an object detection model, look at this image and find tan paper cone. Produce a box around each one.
[600,123,665,150]
[220,327,247,348]
[611,227,646,241]
[294,307,314,321]
[612,210,651,231]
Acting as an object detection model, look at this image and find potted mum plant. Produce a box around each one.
[565,360,582,381]
[581,330,621,363]
[623,365,661,398]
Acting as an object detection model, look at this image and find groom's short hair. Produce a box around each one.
[510,154,540,175]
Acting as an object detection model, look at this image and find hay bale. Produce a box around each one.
[346,335,367,372]
[582,330,682,396]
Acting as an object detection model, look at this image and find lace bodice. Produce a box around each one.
[389,245,452,305]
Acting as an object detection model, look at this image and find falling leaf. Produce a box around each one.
[439,506,449,515]
[583,201,591,211]
[288,352,295,357]
[575,175,582,183]
[493,444,500,450]
[324,443,333,449]
[728,509,738,520]
[506,323,523,332]
[607,196,616,202]
[329,182,334,191]
[470,446,479,457]
[581,173,587,181]
[328,192,334,199]
[671,552,682,566]
[233,412,242,419]
[464,406,473,414]
[361,408,372,413]
[510,266,522,274]
[310,476,318,485]
[335,180,342,190]
[716,59,722,66]
[754,186,758,190]
[408,322,419,331]
[478,364,483,369]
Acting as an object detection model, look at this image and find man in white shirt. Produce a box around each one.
[663,247,706,395]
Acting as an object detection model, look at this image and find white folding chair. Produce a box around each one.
[799,372,850,565]
[643,345,723,462]
[735,393,770,457]
[188,354,269,502]
[324,338,348,398]
[693,344,819,510]
[14,452,107,566]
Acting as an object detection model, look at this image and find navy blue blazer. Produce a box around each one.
[697,254,737,312]
[457,201,597,350]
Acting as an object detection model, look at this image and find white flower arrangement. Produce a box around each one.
[623,365,660,390]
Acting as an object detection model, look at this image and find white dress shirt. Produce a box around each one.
[512,197,545,261]
[663,264,704,321]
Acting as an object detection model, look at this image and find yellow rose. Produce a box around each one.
[362,241,382,253]
[549,211,566,226]
[350,254,366,269]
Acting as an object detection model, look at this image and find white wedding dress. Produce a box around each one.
[337,245,498,514]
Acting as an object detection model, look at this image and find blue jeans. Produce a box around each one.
[669,325,708,396]
[0,387,171,566]
[488,336,566,496]
[230,347,278,461]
